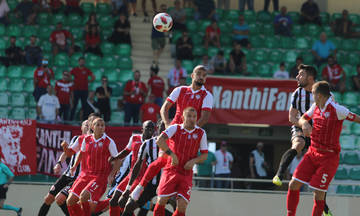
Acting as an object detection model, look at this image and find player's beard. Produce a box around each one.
[298,80,308,88]
[194,80,204,87]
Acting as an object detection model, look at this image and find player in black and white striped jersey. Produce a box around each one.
[107,154,132,199]
[37,120,89,216]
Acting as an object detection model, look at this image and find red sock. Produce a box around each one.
[312,199,325,216]
[287,189,300,216]
[140,157,167,187]
[68,203,83,216]
[110,206,121,216]
[172,209,185,216]
[153,203,165,216]
[94,198,110,213]
[81,201,91,216]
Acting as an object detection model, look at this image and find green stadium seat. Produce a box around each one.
[118,70,133,83]
[220,35,232,46]
[116,44,131,56]
[322,25,334,37]
[0,79,8,91]
[264,36,279,49]
[91,68,103,81]
[7,66,22,78]
[301,52,314,65]
[52,13,66,25]
[243,10,256,23]
[207,47,219,57]
[198,20,212,32]
[191,35,202,46]
[249,36,264,48]
[184,7,194,19]
[28,95,36,107]
[336,185,353,194]
[23,66,36,79]
[329,37,342,48]
[252,49,268,62]
[218,21,231,34]
[342,64,356,76]
[349,14,360,24]
[182,60,193,73]
[8,79,24,92]
[10,93,26,107]
[349,168,360,180]
[295,37,310,49]
[280,36,294,49]
[346,52,359,65]
[248,23,260,36]
[256,64,272,77]
[23,25,38,38]
[284,50,299,63]
[110,111,124,124]
[257,11,272,23]
[89,81,100,91]
[66,14,83,27]
[54,54,69,67]
[101,42,115,55]
[96,3,111,14]
[343,152,360,165]
[354,186,360,195]
[341,39,356,51]
[305,24,321,37]
[0,65,6,77]
[40,40,52,53]
[245,62,256,75]
[170,31,182,44]
[102,56,117,69]
[186,20,198,33]
[0,107,8,118]
[23,79,33,93]
[0,38,6,50]
[215,8,223,20]
[292,25,304,37]
[70,53,83,67]
[101,28,112,41]
[37,13,51,25]
[38,26,54,40]
[7,25,22,37]
[352,124,360,136]
[287,11,299,23]
[110,97,120,110]
[70,28,84,41]
[81,2,95,14]
[331,92,342,103]
[0,24,5,36]
[53,66,65,80]
[104,69,119,82]
[335,167,348,180]
[7,0,17,10]
[331,13,342,22]
[108,82,124,97]
[192,46,205,57]
[27,108,37,119]
[262,23,274,35]
[342,120,353,135]
[85,54,101,68]
[342,92,359,106]
[118,57,133,70]
[224,10,239,21]
[320,12,329,24]
[99,16,114,28]
[0,92,9,106]
[9,108,26,120]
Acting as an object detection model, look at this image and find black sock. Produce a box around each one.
[324,193,329,213]
[38,203,51,216]
[276,149,298,179]
[138,207,149,216]
[164,209,173,216]
[59,203,70,216]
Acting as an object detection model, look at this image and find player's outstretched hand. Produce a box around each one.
[302,122,312,137]
[53,163,61,174]
[170,153,178,166]
[184,159,196,170]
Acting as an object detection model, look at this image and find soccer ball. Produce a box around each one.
[153,13,173,32]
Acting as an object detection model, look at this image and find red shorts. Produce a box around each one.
[157,169,192,202]
[293,147,339,192]
[116,175,130,193]
[70,175,107,202]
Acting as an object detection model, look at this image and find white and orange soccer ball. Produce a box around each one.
[153,13,173,32]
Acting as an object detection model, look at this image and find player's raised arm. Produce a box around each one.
[109,136,134,162]
[156,130,178,166]
[160,100,173,128]
[289,107,301,128]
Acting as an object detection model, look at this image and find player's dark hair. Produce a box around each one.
[313,81,331,97]
[88,113,101,118]
[298,64,317,80]
[280,62,285,67]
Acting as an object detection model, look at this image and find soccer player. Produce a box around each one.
[37,120,88,216]
[153,107,209,216]
[66,118,119,216]
[0,156,22,216]
[109,120,156,216]
[287,81,360,216]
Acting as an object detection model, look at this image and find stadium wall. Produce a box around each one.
[4,184,360,216]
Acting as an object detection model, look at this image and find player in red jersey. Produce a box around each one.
[286,81,360,216]
[153,107,208,216]
[66,118,119,216]
[129,65,213,202]
[108,120,156,216]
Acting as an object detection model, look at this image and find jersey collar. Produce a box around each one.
[93,133,106,142]
[180,124,198,133]
[319,97,332,113]
[190,85,206,94]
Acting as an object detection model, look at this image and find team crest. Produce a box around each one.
[188,135,191,139]
[192,133,198,139]
[98,142,103,147]
[191,95,194,99]
[324,112,330,118]
[195,95,200,100]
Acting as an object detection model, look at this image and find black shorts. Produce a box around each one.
[60,181,74,197]
[49,175,75,196]
[291,126,311,148]
[0,184,8,199]
[137,183,157,207]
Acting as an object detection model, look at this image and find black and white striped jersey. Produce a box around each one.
[138,137,161,186]
[63,136,81,178]
[290,87,314,118]
[107,154,131,197]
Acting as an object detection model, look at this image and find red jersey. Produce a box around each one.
[66,0,79,7]
[167,86,213,124]
[69,134,88,176]
[304,98,356,153]
[70,67,93,91]
[125,134,144,168]
[50,30,71,46]
[322,64,345,85]
[163,124,208,176]
[85,34,101,46]
[124,80,148,104]
[140,103,160,123]
[206,26,221,38]
[55,79,73,105]
[147,76,165,98]
[80,133,118,177]
[34,67,54,88]
[50,0,62,8]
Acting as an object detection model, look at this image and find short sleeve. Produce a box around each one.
[69,137,80,152]
[167,87,181,104]
[163,125,178,138]
[69,136,78,146]
[138,141,149,160]
[108,139,119,157]
[303,103,316,120]
[290,89,298,109]
[312,41,318,51]
[334,103,350,120]
[80,137,87,152]
[228,152,234,162]
[199,132,208,153]
[55,97,60,109]
[125,135,134,150]
[202,92,213,111]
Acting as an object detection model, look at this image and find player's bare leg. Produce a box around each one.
[66,193,81,216]
[173,197,187,216]
[153,196,171,216]
[55,193,70,215]
[79,190,92,216]
[38,193,55,216]
[312,190,326,216]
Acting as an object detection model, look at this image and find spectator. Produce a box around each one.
[147,64,165,107]
[141,0,156,22]
[289,57,303,79]
[214,141,234,188]
[151,4,167,64]
[108,13,131,45]
[33,59,54,102]
[273,62,290,79]
[37,85,60,122]
[15,0,36,25]
[197,150,216,188]
[274,6,293,37]
[85,13,100,34]
[217,0,229,10]
[169,0,186,31]
[205,20,221,49]
[95,76,112,122]
[210,50,227,74]
[312,32,336,67]
[55,70,73,121]
[264,0,278,12]
[70,57,95,120]
[200,55,214,74]
[25,35,42,66]
[85,26,102,57]
[128,0,137,16]
[239,0,254,11]
[64,0,83,16]
[194,0,216,21]
[139,94,160,123]
[49,0,63,13]
[112,0,128,17]
[50,22,75,56]
[0,0,10,25]
[321,55,346,93]
[249,142,269,180]
[353,64,360,91]
[33,0,51,13]
[167,59,187,94]
[123,70,147,125]
[83,90,99,118]
[299,0,321,25]
[229,43,246,75]
[233,15,250,48]
[332,9,360,38]
[1,36,25,66]
[175,31,193,60]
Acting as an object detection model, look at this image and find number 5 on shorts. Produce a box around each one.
[321,173,328,184]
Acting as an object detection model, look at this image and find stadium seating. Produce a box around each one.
[349,168,360,180]
[110,111,124,124]
[335,167,348,180]
[336,185,354,194]
[10,93,26,107]
[9,107,26,120]
[343,152,360,165]
[0,107,8,118]
[0,92,9,106]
